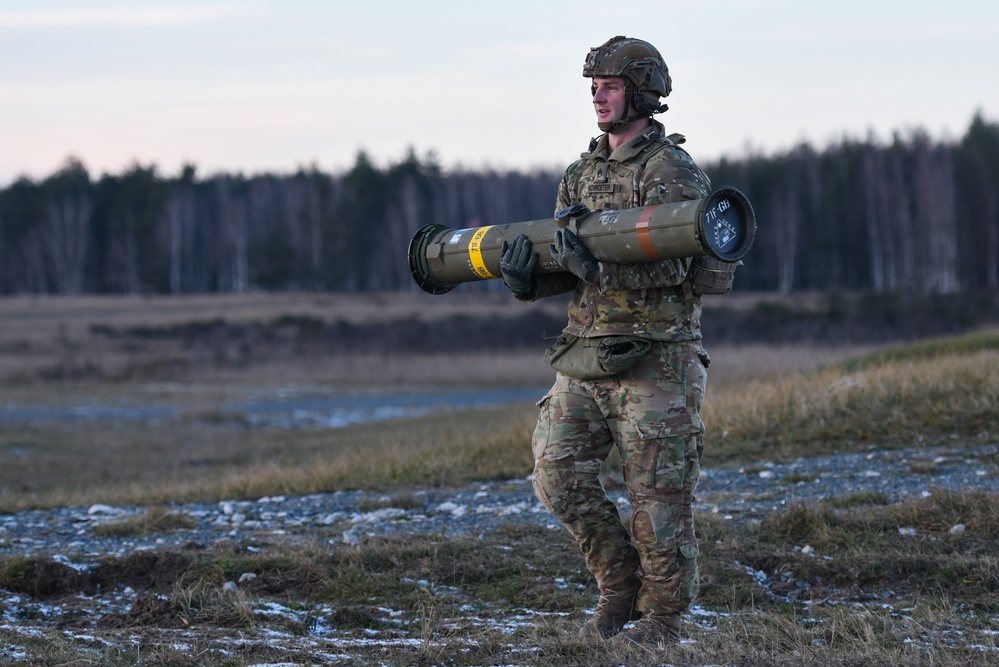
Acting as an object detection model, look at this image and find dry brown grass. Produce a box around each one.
[3,493,998,664]
[2,293,999,665]
[0,290,559,331]
[704,342,999,463]
[0,291,566,383]
[2,291,971,512]
[705,340,879,383]
[0,291,873,386]
[5,292,996,513]
[0,401,538,512]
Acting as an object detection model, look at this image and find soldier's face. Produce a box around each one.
[591,77,629,125]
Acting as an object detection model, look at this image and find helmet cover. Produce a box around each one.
[583,35,671,116]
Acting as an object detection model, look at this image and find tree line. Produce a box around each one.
[1,113,997,296]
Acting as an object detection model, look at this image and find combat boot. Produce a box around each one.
[614,613,681,650]
[579,574,642,640]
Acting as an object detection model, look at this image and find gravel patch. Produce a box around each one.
[1,442,996,664]
[2,442,996,558]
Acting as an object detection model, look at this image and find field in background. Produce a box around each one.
[0,290,561,386]
[0,290,893,387]
[0,291,898,512]
[1,292,996,512]
[1,293,998,664]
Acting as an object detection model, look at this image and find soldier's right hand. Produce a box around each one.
[500,234,538,297]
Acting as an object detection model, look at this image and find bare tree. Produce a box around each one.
[213,176,250,292]
[42,174,91,293]
[911,139,960,293]
[164,168,197,294]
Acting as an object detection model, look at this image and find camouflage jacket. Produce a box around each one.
[523,120,711,341]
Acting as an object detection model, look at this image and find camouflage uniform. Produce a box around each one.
[522,119,712,619]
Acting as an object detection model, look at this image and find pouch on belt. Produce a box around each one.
[543,334,652,381]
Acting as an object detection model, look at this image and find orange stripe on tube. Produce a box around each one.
[635,206,662,259]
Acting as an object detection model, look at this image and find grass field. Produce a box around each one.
[0,291,892,512]
[1,293,998,665]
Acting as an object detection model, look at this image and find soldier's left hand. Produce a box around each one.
[551,228,598,283]
[500,234,538,297]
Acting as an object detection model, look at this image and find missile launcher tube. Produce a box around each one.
[408,185,755,295]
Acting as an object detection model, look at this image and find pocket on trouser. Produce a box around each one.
[531,394,570,516]
[624,428,701,500]
[629,531,691,616]
[678,541,700,606]
[631,499,700,615]
[531,380,614,514]
[653,432,704,494]
[532,464,570,519]
[532,392,555,461]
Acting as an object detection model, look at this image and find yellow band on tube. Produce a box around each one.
[468,226,495,279]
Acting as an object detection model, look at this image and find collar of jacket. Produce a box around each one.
[582,120,669,162]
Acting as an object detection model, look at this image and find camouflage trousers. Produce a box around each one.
[532,340,708,617]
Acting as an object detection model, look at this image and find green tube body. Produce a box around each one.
[409,185,755,295]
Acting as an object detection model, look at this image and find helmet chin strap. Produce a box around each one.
[596,82,665,133]
[597,112,650,133]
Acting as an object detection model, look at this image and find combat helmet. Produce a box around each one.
[583,36,671,131]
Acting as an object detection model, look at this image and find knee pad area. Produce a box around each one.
[533,460,607,524]
[630,497,677,547]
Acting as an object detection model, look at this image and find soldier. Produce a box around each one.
[500,36,735,650]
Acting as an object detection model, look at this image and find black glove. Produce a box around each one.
[551,228,598,283]
[500,234,538,296]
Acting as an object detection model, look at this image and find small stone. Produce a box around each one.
[238,572,257,583]
[898,527,918,537]
[948,524,966,536]
[222,581,237,592]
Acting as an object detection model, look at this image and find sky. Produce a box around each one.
[1,0,997,185]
